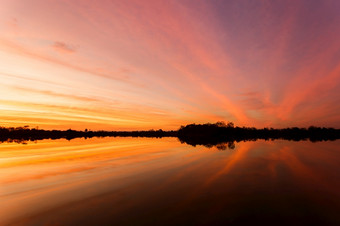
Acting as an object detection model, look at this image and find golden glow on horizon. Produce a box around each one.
[0,0,340,130]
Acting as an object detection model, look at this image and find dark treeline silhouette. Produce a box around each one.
[0,122,339,147]
[0,126,177,144]
[177,122,340,149]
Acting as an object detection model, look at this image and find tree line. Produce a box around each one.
[0,122,339,146]
[177,122,340,149]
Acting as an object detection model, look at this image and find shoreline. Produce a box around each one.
[1,123,339,145]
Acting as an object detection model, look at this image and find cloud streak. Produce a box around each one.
[51,41,75,53]
[0,0,339,129]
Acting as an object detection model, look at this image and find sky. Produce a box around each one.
[0,0,340,130]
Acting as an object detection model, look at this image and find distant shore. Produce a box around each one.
[1,122,339,147]
[0,126,177,144]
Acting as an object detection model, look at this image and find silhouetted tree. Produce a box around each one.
[0,122,339,147]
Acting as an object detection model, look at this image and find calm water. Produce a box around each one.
[1,137,340,225]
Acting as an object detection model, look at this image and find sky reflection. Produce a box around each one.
[1,138,340,225]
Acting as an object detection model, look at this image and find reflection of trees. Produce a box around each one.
[216,143,227,150]
[0,122,339,145]
[216,142,235,151]
[0,126,177,144]
[177,122,340,148]
[178,138,236,151]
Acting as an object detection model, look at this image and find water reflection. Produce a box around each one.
[0,138,340,225]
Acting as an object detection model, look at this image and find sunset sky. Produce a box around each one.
[0,0,340,130]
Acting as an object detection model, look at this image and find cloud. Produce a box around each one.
[11,86,98,102]
[1,0,340,129]
[0,38,139,84]
[51,41,76,53]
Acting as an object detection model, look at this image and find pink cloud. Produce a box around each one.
[51,41,75,53]
[0,0,339,129]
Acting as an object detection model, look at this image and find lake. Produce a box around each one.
[1,137,340,225]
